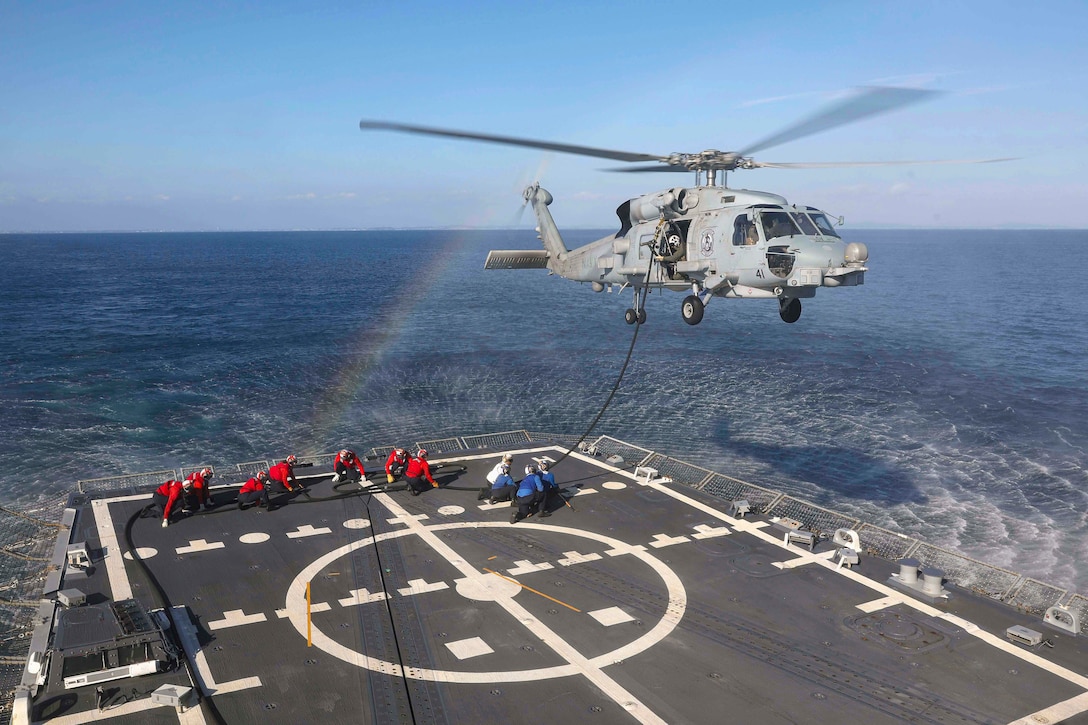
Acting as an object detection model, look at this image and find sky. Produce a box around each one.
[1,1,1086,232]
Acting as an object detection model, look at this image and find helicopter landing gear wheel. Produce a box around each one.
[637,308,647,325]
[681,295,704,325]
[624,308,638,325]
[779,297,802,323]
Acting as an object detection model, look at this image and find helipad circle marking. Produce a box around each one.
[285,521,686,683]
[238,533,270,544]
[602,481,627,490]
[437,505,465,516]
[124,547,157,560]
[343,518,371,529]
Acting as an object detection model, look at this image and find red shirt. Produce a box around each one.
[385,449,408,474]
[404,457,435,484]
[335,450,365,475]
[239,477,266,494]
[155,480,187,519]
[268,461,296,487]
[184,471,210,504]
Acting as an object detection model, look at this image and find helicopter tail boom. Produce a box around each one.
[524,184,569,263]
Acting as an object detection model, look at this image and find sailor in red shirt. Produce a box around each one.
[332,449,365,484]
[184,467,215,510]
[237,471,271,510]
[385,447,408,483]
[152,478,192,528]
[404,449,437,496]
[268,455,300,492]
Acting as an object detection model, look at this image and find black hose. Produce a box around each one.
[124,506,228,725]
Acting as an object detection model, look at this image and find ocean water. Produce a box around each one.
[2,228,1087,593]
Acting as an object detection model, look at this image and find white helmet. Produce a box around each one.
[417,449,428,459]
[524,464,536,476]
[538,460,549,471]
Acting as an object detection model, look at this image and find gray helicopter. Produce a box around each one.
[360,87,1006,325]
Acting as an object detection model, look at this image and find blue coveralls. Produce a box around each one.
[514,473,544,521]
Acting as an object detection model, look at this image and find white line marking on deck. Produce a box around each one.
[772,550,837,569]
[445,636,494,660]
[507,560,554,576]
[648,533,690,548]
[208,609,268,630]
[172,605,262,697]
[571,488,598,497]
[92,498,134,601]
[589,607,636,627]
[386,513,429,525]
[856,595,904,613]
[337,588,391,607]
[175,539,226,555]
[397,578,449,597]
[286,524,332,539]
[691,524,730,539]
[558,550,603,566]
[277,602,331,617]
[605,542,648,557]
[41,694,200,725]
[123,547,158,560]
[1008,690,1088,725]
[641,479,1088,691]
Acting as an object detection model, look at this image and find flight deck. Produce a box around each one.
[14,435,1088,724]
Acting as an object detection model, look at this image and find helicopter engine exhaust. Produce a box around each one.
[629,188,696,223]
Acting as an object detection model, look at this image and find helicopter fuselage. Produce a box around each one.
[504,183,868,325]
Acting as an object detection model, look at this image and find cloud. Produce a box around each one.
[328,192,357,199]
[286,192,318,200]
[154,194,170,201]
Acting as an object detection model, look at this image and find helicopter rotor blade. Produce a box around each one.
[749,157,1018,168]
[603,164,690,173]
[359,120,667,164]
[737,86,940,157]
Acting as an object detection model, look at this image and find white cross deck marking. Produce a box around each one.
[507,559,554,576]
[691,524,730,539]
[286,524,332,539]
[571,487,598,497]
[208,609,268,630]
[175,539,226,555]
[605,542,648,557]
[648,533,690,548]
[397,578,449,597]
[772,550,838,569]
[386,513,429,526]
[558,550,603,566]
[276,602,331,618]
[337,588,391,607]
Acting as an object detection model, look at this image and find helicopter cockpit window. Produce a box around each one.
[808,212,841,238]
[732,215,760,246]
[760,211,801,241]
[790,212,819,236]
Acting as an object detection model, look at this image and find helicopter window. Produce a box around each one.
[760,211,801,241]
[808,212,840,238]
[790,212,819,236]
[732,216,759,246]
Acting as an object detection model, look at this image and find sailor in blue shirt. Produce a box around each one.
[478,462,516,504]
[538,460,557,517]
[511,464,544,524]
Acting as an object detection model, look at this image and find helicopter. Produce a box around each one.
[360,87,1007,326]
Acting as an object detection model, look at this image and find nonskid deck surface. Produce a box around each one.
[39,446,1088,724]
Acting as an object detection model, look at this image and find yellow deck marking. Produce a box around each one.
[483,567,581,612]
